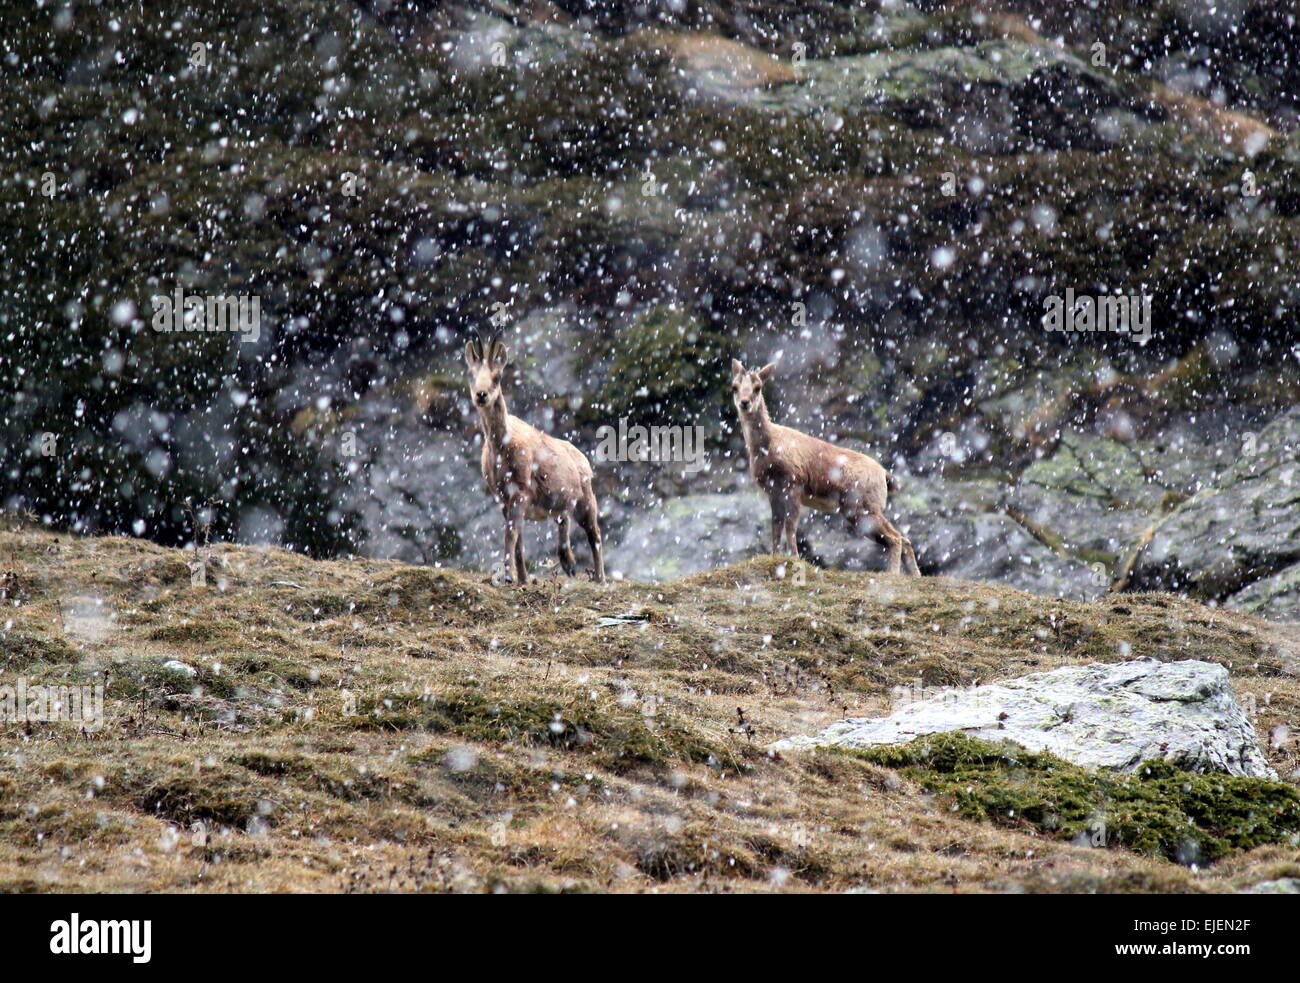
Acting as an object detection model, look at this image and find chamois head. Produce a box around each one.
[731,359,775,418]
[465,337,508,409]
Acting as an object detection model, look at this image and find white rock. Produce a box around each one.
[1243,878,1300,894]
[771,659,1275,778]
[162,659,197,678]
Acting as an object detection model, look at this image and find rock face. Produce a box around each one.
[1229,567,1300,623]
[1129,408,1300,612]
[606,480,1105,599]
[606,492,761,581]
[891,476,1104,600]
[771,659,1275,779]
[750,40,1164,153]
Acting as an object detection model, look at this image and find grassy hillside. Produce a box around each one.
[1,516,1298,893]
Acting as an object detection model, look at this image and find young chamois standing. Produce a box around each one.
[465,338,605,584]
[731,359,921,577]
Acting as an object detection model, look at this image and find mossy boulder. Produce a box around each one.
[776,658,1276,777]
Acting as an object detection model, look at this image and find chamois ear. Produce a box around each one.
[757,362,776,381]
[488,339,508,369]
[465,339,483,368]
[731,359,746,378]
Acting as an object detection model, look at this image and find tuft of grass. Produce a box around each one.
[355,569,511,626]
[147,620,242,644]
[349,683,739,775]
[230,751,312,777]
[130,770,260,830]
[0,630,80,670]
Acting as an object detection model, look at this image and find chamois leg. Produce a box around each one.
[862,509,908,575]
[783,506,800,556]
[515,537,528,584]
[576,486,605,582]
[900,531,921,577]
[769,488,800,556]
[556,513,578,576]
[503,499,527,584]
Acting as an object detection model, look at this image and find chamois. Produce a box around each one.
[465,338,605,584]
[731,359,921,577]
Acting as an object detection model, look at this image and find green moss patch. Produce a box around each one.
[852,734,1300,866]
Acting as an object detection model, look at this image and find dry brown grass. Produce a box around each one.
[1,517,1297,893]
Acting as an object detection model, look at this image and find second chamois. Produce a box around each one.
[731,358,920,576]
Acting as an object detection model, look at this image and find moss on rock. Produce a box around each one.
[852,733,1300,865]
[579,306,733,427]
